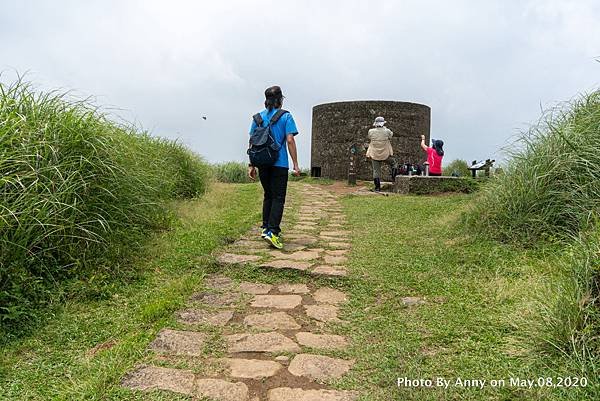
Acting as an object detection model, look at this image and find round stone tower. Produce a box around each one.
[310,101,431,181]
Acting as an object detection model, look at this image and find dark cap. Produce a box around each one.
[265,85,284,99]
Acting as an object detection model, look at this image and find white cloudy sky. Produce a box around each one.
[1,0,599,167]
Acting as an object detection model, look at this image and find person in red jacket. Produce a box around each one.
[420,135,444,176]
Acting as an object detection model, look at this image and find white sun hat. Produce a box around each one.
[373,116,386,127]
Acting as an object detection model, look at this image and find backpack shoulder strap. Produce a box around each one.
[252,113,264,127]
[268,109,289,125]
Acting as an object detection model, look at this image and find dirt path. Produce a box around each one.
[121,184,358,400]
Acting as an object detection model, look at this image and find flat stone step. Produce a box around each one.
[267,387,359,401]
[239,282,273,295]
[295,332,348,350]
[288,354,354,380]
[324,249,348,256]
[176,309,234,326]
[323,255,348,265]
[284,235,318,246]
[313,288,348,305]
[190,292,243,307]
[326,242,351,250]
[260,260,313,271]
[148,329,207,356]
[311,265,348,277]
[122,365,194,395]
[251,295,303,309]
[195,378,249,401]
[268,250,322,261]
[277,283,310,294]
[244,312,301,330]
[320,231,351,237]
[304,305,341,323]
[221,358,283,379]
[204,274,235,290]
[226,332,301,353]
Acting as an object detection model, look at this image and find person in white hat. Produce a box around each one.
[366,116,394,191]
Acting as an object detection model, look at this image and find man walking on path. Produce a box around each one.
[248,86,300,249]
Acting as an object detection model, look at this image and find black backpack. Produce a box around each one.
[247,109,288,167]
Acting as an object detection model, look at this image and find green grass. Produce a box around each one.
[211,161,251,183]
[2,182,596,400]
[0,78,210,328]
[462,90,600,393]
[336,193,597,400]
[0,182,261,400]
[465,90,600,244]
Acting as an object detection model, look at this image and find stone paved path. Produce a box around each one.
[121,184,358,400]
[217,184,351,277]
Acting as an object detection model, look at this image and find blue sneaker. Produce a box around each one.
[260,227,268,239]
[263,231,283,249]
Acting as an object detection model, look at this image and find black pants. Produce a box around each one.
[258,166,288,235]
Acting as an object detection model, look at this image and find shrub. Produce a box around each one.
[0,79,209,327]
[464,91,600,244]
[212,161,252,183]
[444,159,471,177]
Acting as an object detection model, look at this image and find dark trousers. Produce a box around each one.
[258,166,288,235]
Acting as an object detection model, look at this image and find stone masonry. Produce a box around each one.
[311,100,431,180]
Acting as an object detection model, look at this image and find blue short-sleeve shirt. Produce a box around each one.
[249,108,298,169]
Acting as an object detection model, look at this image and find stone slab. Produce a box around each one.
[277,283,310,294]
[288,354,353,380]
[221,358,283,379]
[326,242,351,250]
[268,387,359,401]
[239,282,273,294]
[295,332,348,350]
[295,225,318,232]
[203,274,234,290]
[324,249,348,256]
[260,260,312,271]
[284,236,318,246]
[304,305,341,323]
[196,378,249,401]
[269,250,321,261]
[244,312,301,330]
[191,292,242,307]
[177,309,234,326]
[323,255,348,265]
[311,265,348,277]
[226,332,301,353]
[313,288,348,305]
[282,243,307,252]
[148,329,207,356]
[251,295,303,309]
[121,365,194,395]
[320,231,350,237]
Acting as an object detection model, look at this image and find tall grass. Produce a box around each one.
[465,91,600,244]
[0,79,209,328]
[212,161,251,183]
[464,90,600,385]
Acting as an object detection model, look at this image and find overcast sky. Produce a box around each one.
[1,0,599,167]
